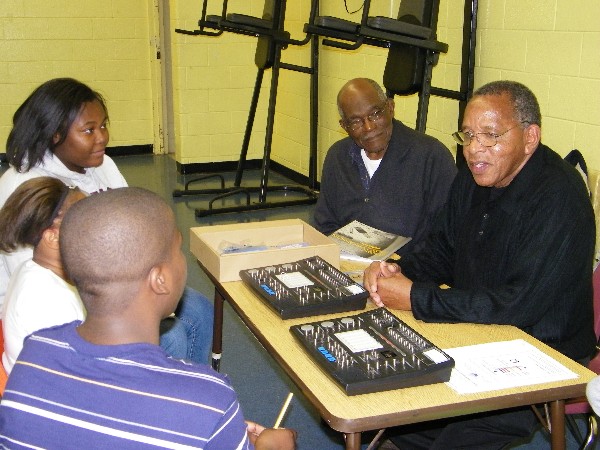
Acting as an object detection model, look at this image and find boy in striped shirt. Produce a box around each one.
[0,187,296,450]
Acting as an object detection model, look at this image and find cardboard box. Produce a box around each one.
[190,219,340,282]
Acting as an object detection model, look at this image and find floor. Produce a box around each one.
[4,153,586,449]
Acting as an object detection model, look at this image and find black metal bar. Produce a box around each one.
[185,174,224,190]
[360,0,373,27]
[175,28,204,36]
[455,0,478,169]
[173,186,241,198]
[208,189,251,209]
[279,62,313,74]
[308,34,319,190]
[429,86,467,101]
[258,52,281,202]
[234,69,264,187]
[415,51,435,132]
[196,194,318,217]
[322,36,364,51]
[219,0,229,19]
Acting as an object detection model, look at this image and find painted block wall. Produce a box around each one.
[1,1,598,175]
[172,0,600,175]
[171,0,273,165]
[0,0,155,151]
[475,0,600,168]
[305,0,465,174]
[171,0,462,171]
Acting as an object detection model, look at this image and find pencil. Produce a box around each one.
[273,392,294,428]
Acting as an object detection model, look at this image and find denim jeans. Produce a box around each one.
[159,286,214,365]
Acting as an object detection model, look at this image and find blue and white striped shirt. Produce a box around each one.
[0,321,252,449]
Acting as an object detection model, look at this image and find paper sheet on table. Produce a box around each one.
[444,339,578,394]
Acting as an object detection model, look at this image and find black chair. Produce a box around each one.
[174,0,320,217]
[380,0,446,132]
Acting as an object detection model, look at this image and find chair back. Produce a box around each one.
[564,267,600,416]
[594,267,600,342]
[255,0,282,69]
[588,168,600,270]
[565,164,600,415]
[383,0,440,95]
[553,152,600,425]
[566,153,600,342]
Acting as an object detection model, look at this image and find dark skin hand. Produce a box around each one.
[246,421,297,450]
[363,261,413,310]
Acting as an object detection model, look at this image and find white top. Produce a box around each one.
[361,149,382,178]
[0,151,128,308]
[2,259,86,374]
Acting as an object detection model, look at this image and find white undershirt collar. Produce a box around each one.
[361,149,382,178]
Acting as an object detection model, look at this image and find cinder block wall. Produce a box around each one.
[171,0,463,172]
[171,0,271,165]
[0,0,155,150]
[171,0,599,176]
[1,1,599,175]
[309,0,464,173]
[475,0,600,168]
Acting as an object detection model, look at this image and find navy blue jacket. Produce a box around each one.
[314,119,457,255]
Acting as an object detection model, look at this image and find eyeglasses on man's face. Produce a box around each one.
[343,103,388,132]
[452,123,528,147]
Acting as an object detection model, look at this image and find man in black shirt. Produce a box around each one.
[365,80,596,449]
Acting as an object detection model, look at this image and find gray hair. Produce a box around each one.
[473,80,541,127]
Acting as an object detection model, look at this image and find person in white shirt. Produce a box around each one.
[0,177,87,373]
[0,78,213,364]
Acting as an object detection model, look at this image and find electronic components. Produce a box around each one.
[290,308,454,395]
[239,256,368,319]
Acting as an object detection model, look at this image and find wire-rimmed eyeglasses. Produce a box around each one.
[342,103,388,132]
[452,122,529,147]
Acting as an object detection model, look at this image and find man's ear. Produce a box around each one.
[149,265,170,295]
[524,123,541,155]
[387,98,395,116]
[52,133,61,145]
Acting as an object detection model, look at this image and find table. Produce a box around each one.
[199,262,595,450]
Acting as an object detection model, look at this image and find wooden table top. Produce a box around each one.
[219,280,596,433]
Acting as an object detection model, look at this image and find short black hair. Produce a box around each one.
[60,188,177,313]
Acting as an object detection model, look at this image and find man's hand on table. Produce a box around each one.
[363,261,412,310]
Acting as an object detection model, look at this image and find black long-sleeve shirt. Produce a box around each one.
[400,143,596,361]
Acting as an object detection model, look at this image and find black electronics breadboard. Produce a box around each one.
[239,256,368,319]
[290,308,455,395]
